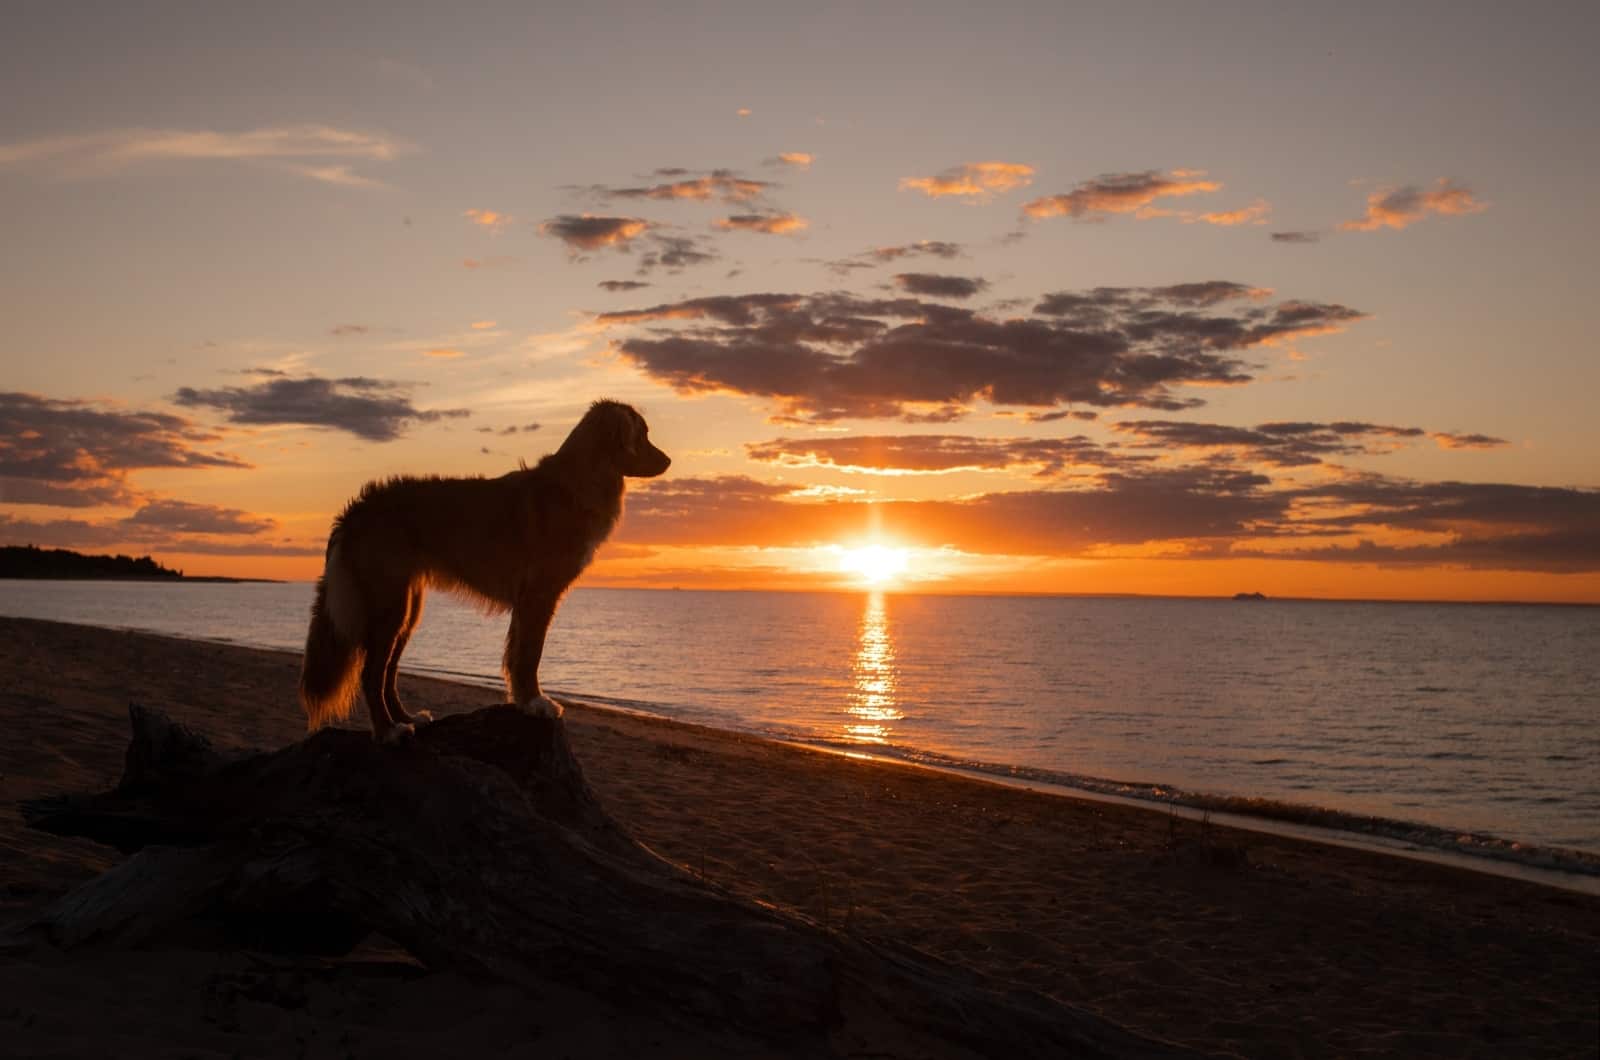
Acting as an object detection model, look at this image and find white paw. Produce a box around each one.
[516,695,565,719]
[410,710,434,726]
[378,721,415,745]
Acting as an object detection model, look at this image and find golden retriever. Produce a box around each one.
[299,400,670,742]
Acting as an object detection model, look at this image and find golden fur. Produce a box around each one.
[300,400,670,742]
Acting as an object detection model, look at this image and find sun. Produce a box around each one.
[840,544,910,585]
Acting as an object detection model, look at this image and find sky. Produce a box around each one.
[2,1,1598,601]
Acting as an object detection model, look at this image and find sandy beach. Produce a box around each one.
[1,616,1596,1058]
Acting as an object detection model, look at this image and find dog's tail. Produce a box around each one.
[299,537,364,731]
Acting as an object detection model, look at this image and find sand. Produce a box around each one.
[0,616,1595,1059]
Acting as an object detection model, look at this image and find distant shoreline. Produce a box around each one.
[0,573,282,584]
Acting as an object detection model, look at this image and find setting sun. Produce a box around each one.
[840,545,910,585]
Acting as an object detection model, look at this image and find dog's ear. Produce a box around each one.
[613,405,641,455]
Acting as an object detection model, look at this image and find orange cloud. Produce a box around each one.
[900,161,1035,200]
[461,256,520,269]
[714,212,808,235]
[463,208,512,232]
[424,347,465,358]
[1341,179,1488,231]
[1190,199,1272,226]
[470,320,496,330]
[775,151,813,168]
[1023,169,1222,220]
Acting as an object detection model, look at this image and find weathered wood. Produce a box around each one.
[18,703,1200,1058]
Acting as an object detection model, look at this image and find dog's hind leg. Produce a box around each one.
[383,585,433,729]
[505,585,564,719]
[360,581,414,744]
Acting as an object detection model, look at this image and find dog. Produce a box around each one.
[299,400,670,743]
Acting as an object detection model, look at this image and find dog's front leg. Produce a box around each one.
[505,585,564,719]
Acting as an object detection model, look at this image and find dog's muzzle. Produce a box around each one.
[628,444,671,478]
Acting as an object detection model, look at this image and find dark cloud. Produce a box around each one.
[825,240,963,275]
[1022,170,1220,221]
[538,214,652,253]
[1432,431,1509,450]
[172,374,469,442]
[891,273,988,299]
[637,234,718,273]
[599,280,651,292]
[1114,419,1428,467]
[745,434,1143,476]
[475,423,541,436]
[597,283,1364,422]
[330,324,370,336]
[592,170,772,204]
[1023,409,1099,423]
[1271,231,1321,244]
[120,498,276,535]
[714,212,807,235]
[0,391,249,508]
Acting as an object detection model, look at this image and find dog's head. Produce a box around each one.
[564,400,671,478]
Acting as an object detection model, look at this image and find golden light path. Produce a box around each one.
[845,591,903,745]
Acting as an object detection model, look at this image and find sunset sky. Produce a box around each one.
[3,2,1597,601]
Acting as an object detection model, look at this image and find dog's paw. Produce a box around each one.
[378,721,416,745]
[409,710,434,726]
[516,695,565,720]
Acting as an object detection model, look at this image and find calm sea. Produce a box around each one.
[3,580,1596,862]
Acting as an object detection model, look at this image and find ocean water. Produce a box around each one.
[2,579,1597,860]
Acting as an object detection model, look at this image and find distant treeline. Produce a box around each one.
[0,544,185,580]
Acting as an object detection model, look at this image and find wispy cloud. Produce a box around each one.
[1271,231,1322,244]
[1188,199,1271,226]
[1341,179,1488,232]
[464,208,513,232]
[1432,430,1509,450]
[1023,169,1221,221]
[825,240,963,274]
[462,256,521,270]
[766,152,814,169]
[0,124,412,187]
[592,169,772,204]
[746,434,1141,476]
[900,161,1034,201]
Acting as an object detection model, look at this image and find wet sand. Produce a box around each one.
[1,616,1595,1058]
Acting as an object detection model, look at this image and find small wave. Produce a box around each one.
[780,739,1600,882]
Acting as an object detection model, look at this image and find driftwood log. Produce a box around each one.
[15,703,1197,1058]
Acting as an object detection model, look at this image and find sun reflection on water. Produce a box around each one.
[845,591,903,744]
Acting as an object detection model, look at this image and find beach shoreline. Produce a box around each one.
[2,616,1596,1058]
